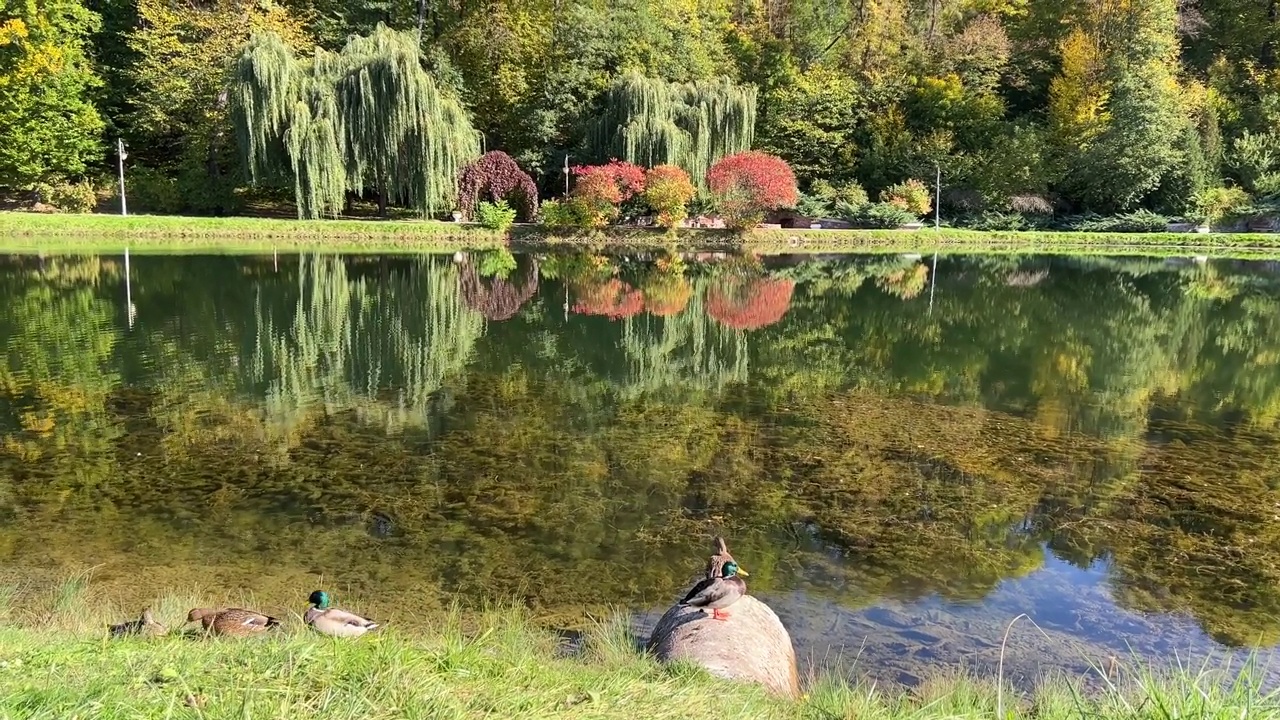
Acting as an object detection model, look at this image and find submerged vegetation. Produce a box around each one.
[3,251,1280,680]
[0,584,1276,719]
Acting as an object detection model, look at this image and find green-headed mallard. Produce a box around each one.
[109,608,167,638]
[186,607,280,637]
[304,590,380,638]
[679,558,749,620]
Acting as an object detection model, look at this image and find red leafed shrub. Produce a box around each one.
[458,151,539,221]
[707,276,795,330]
[573,160,646,201]
[572,278,645,320]
[706,151,798,229]
[571,173,622,227]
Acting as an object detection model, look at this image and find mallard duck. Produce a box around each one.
[109,608,167,638]
[186,607,280,637]
[679,558,749,621]
[304,590,380,638]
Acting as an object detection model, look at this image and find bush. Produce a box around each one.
[880,179,932,216]
[123,166,182,214]
[573,160,646,202]
[959,211,1032,231]
[569,160,647,227]
[841,202,919,229]
[476,200,517,231]
[38,180,98,213]
[1193,186,1251,225]
[458,151,539,221]
[539,198,598,230]
[642,165,696,229]
[706,151,798,229]
[1057,210,1169,233]
[811,179,869,210]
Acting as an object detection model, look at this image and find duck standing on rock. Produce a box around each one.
[109,608,167,638]
[186,607,281,637]
[304,590,380,638]
[679,556,749,621]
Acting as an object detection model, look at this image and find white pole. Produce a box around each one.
[117,139,128,216]
[563,155,570,196]
[928,251,938,314]
[124,247,135,328]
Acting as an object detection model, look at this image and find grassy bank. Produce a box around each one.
[6,211,1280,258]
[0,584,1274,719]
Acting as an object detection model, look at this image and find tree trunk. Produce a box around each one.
[1265,0,1278,69]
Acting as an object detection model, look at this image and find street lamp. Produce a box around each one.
[562,154,571,196]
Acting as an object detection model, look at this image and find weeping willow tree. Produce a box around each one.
[588,73,757,190]
[231,26,480,219]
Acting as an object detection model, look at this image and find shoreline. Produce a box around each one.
[5,211,1280,258]
[0,585,1273,719]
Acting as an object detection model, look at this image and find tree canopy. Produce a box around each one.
[6,0,1280,216]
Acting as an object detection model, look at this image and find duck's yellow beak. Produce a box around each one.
[737,567,749,577]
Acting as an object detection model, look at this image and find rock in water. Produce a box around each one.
[646,595,800,698]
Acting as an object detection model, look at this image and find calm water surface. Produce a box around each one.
[3,249,1280,685]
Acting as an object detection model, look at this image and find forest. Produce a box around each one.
[5,0,1280,228]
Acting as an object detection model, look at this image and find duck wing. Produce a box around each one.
[680,577,734,608]
[322,608,379,629]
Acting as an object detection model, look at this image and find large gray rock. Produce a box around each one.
[646,595,800,699]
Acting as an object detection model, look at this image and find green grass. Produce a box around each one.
[6,211,1280,258]
[0,582,1276,719]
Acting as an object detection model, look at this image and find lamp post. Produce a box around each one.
[117,138,128,216]
[563,154,571,196]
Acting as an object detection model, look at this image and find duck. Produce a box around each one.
[679,558,749,621]
[186,607,281,637]
[109,608,167,638]
[304,590,380,638]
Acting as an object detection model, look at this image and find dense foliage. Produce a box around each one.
[457,151,538,221]
[6,0,1280,219]
[643,164,697,229]
[707,151,799,228]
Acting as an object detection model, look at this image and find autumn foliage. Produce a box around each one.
[707,276,795,330]
[706,151,798,229]
[642,165,697,229]
[458,151,539,221]
[569,160,646,226]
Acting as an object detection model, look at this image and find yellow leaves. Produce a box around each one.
[0,18,30,44]
[0,17,66,87]
[1048,26,1110,149]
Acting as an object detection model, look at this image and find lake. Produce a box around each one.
[2,249,1279,687]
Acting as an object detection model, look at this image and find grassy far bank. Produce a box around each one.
[0,584,1275,719]
[7,211,1280,259]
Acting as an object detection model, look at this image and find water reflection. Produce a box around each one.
[2,250,1280,683]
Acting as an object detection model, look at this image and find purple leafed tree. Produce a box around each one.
[457,151,539,221]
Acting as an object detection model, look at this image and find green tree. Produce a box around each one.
[231,26,481,218]
[0,0,104,187]
[758,65,860,186]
